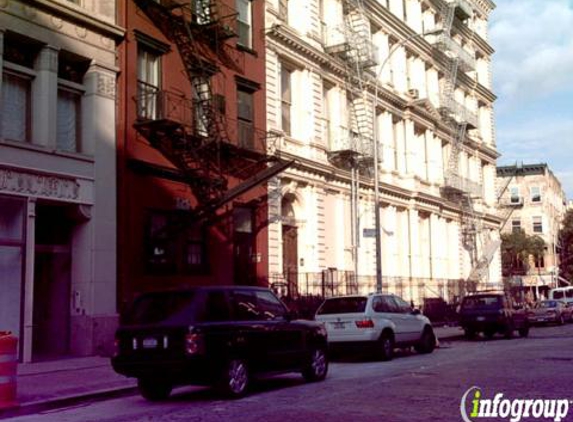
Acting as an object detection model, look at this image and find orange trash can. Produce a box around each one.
[0,331,18,410]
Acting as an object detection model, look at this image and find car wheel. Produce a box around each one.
[218,358,249,398]
[518,325,529,338]
[378,331,394,361]
[302,347,328,382]
[138,378,172,401]
[414,327,436,354]
[464,328,476,340]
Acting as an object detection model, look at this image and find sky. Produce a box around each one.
[489,0,573,199]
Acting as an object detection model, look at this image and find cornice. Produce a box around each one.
[23,0,125,41]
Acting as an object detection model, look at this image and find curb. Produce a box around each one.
[0,386,138,420]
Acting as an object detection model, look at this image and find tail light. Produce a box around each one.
[355,319,374,329]
[185,330,204,355]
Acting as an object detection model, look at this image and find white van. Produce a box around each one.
[549,287,573,305]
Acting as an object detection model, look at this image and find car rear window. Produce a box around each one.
[124,291,196,324]
[461,295,502,309]
[316,297,368,315]
[537,301,558,309]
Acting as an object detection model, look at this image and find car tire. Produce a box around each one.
[302,347,328,382]
[414,327,436,354]
[138,378,172,401]
[518,325,529,338]
[378,331,394,361]
[217,358,249,398]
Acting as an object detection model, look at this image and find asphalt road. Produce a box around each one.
[7,323,573,422]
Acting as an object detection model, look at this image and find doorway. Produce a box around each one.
[33,203,73,360]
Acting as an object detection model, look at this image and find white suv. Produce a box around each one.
[315,294,435,360]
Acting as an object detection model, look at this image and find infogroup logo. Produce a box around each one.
[460,386,571,422]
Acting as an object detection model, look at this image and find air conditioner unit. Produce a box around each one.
[407,89,420,99]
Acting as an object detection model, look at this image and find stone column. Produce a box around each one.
[404,119,415,176]
[81,63,118,356]
[22,198,36,363]
[32,46,59,148]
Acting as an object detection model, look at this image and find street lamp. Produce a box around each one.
[373,28,444,294]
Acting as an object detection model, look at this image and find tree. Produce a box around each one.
[501,229,546,277]
[558,209,573,283]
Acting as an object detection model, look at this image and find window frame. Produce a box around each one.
[237,87,254,148]
[530,186,541,203]
[532,216,543,234]
[1,65,34,143]
[236,0,252,48]
[280,65,292,136]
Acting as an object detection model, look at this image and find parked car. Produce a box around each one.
[458,292,529,339]
[314,294,436,361]
[112,286,328,400]
[527,300,572,325]
[549,287,573,307]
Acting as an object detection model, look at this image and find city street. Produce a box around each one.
[6,323,573,422]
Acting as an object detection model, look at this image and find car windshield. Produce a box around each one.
[462,295,502,309]
[536,301,558,309]
[316,297,368,315]
[124,291,196,324]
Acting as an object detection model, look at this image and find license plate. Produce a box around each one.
[332,322,345,329]
[142,338,158,349]
[476,316,485,321]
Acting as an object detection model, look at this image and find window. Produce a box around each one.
[1,71,31,142]
[201,291,231,322]
[322,83,332,147]
[280,65,292,136]
[231,291,260,320]
[145,210,207,274]
[391,296,412,313]
[193,77,209,137]
[510,187,520,204]
[534,253,545,269]
[137,46,161,119]
[531,186,541,203]
[236,0,252,48]
[255,290,286,320]
[511,219,521,233]
[278,0,288,22]
[237,88,254,148]
[533,216,543,233]
[372,296,397,313]
[56,87,81,152]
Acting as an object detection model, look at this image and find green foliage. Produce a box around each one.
[501,229,546,277]
[558,209,573,282]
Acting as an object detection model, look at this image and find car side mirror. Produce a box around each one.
[411,308,421,315]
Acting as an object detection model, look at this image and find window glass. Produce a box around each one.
[1,72,30,142]
[316,297,367,314]
[57,88,81,152]
[255,291,286,320]
[391,296,411,313]
[232,291,261,320]
[510,187,520,203]
[281,66,292,136]
[372,296,396,313]
[137,46,161,119]
[530,186,541,202]
[237,89,254,148]
[511,219,521,232]
[125,291,196,324]
[533,216,543,233]
[462,295,501,309]
[201,291,231,322]
[236,0,252,48]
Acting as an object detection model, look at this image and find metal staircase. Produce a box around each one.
[431,0,491,289]
[133,0,292,218]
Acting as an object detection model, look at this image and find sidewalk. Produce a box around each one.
[0,327,464,418]
[0,356,136,419]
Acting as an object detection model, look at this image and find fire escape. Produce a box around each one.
[430,0,495,289]
[322,0,378,293]
[132,0,293,221]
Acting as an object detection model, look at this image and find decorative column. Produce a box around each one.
[22,198,36,363]
[32,46,59,148]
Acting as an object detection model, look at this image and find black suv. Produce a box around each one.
[458,292,529,339]
[111,286,328,400]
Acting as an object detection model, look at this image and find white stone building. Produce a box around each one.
[0,0,122,361]
[265,0,501,305]
[497,163,567,291]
